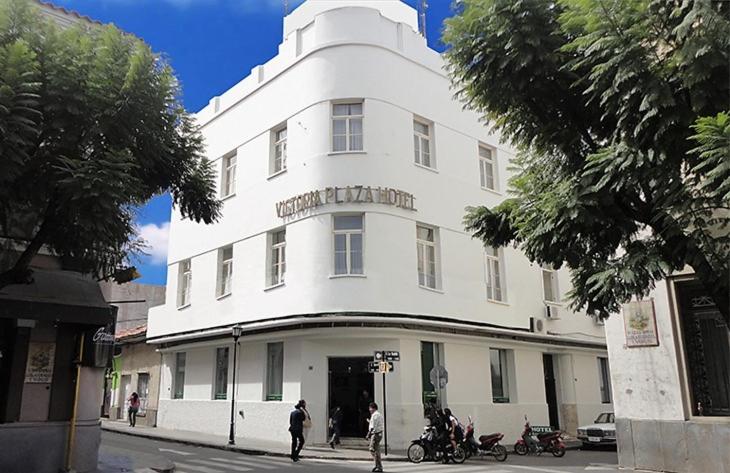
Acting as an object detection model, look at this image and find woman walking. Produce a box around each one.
[127,392,140,427]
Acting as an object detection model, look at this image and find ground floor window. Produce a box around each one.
[598,357,612,404]
[137,372,150,415]
[214,347,229,400]
[490,348,510,403]
[173,352,186,399]
[676,280,730,416]
[421,341,445,410]
[266,342,284,401]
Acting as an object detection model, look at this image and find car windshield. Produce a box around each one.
[594,413,614,423]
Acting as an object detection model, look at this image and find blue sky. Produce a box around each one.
[53,0,455,285]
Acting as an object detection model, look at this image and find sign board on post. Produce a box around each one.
[623,299,659,348]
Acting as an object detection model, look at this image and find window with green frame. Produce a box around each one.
[266,342,283,401]
[214,347,229,400]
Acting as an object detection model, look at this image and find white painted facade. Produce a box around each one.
[147,0,611,448]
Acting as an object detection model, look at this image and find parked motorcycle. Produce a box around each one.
[513,416,566,457]
[462,416,508,462]
[407,424,467,464]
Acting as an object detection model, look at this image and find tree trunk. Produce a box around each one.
[0,219,51,289]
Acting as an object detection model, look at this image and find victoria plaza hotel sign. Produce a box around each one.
[276,185,417,218]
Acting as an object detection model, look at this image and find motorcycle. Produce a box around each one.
[407,424,467,464]
[462,416,508,462]
[513,416,566,457]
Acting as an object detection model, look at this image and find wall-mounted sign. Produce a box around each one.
[276,186,416,218]
[24,342,56,383]
[623,299,660,347]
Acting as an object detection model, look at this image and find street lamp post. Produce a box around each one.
[228,325,243,445]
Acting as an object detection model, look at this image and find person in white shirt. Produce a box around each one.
[366,402,384,472]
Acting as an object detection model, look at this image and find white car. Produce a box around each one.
[577,412,616,447]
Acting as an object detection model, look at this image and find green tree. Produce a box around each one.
[444,0,729,322]
[0,0,220,286]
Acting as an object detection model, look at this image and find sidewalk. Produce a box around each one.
[101,419,407,462]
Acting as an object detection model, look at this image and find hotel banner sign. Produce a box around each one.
[276,185,416,218]
[623,299,660,348]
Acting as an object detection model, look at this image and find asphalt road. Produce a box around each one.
[100,431,618,473]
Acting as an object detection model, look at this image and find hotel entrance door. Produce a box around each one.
[328,357,374,438]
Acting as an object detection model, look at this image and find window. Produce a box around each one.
[272,126,287,174]
[332,102,363,152]
[217,246,233,297]
[598,357,612,404]
[333,215,364,275]
[421,341,445,408]
[413,119,433,168]
[416,225,438,289]
[479,145,496,190]
[214,347,229,400]
[266,342,284,401]
[177,259,192,307]
[269,230,286,286]
[137,373,149,416]
[221,153,237,198]
[490,348,510,403]
[173,353,186,399]
[542,267,559,303]
[485,246,504,302]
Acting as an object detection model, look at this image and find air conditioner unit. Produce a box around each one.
[545,304,560,319]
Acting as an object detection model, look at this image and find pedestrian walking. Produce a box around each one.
[366,402,384,472]
[127,392,140,427]
[288,400,307,462]
[328,406,343,449]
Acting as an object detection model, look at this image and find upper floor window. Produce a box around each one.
[416,225,438,289]
[542,266,559,303]
[214,347,229,400]
[333,215,364,275]
[217,245,233,297]
[413,119,433,168]
[177,259,192,307]
[221,153,237,198]
[269,230,286,287]
[479,145,496,191]
[272,126,287,175]
[332,102,363,152]
[485,246,505,302]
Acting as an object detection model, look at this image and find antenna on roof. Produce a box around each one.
[418,0,428,36]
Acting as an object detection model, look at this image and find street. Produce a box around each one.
[101,431,617,473]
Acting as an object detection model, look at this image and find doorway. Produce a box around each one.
[543,354,560,430]
[328,357,374,438]
[120,374,131,421]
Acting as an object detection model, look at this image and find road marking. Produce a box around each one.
[585,465,618,471]
[173,462,224,473]
[158,447,194,456]
[376,463,510,472]
[209,456,281,469]
[189,459,253,471]
[508,464,573,473]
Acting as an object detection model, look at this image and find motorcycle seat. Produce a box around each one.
[536,431,560,440]
[478,433,503,443]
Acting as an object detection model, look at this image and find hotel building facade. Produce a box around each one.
[147,0,612,448]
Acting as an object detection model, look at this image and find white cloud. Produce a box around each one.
[137,221,170,265]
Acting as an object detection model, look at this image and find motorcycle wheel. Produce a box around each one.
[493,444,508,462]
[514,442,528,455]
[551,444,566,458]
[452,445,467,464]
[407,444,426,463]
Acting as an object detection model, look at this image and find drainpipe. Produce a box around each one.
[64,332,85,472]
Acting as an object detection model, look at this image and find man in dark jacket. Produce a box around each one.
[289,400,306,461]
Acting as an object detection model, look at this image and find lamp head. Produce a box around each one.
[232,324,243,338]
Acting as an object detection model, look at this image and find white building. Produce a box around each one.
[147,0,611,448]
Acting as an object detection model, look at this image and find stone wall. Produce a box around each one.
[617,418,730,473]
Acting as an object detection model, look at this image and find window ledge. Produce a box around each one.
[544,300,564,307]
[414,162,438,173]
[267,169,287,180]
[481,187,502,196]
[220,192,236,202]
[487,298,510,306]
[328,150,367,156]
[264,282,285,292]
[418,285,444,294]
[176,303,191,311]
[216,292,232,301]
[329,274,367,279]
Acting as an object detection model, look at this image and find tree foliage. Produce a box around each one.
[0,0,220,286]
[444,0,730,322]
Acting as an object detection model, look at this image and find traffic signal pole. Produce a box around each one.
[382,371,387,456]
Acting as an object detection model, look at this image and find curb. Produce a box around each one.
[101,426,408,462]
